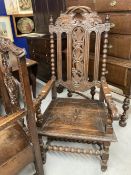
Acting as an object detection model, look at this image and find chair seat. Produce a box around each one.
[0,123,31,165]
[39,98,116,142]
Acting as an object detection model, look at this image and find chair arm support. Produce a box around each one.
[0,109,26,131]
[101,81,119,120]
[33,79,55,109]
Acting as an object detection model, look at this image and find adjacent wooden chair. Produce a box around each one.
[0,37,44,175]
[35,6,119,172]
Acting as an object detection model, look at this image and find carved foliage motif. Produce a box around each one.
[0,51,19,109]
[56,79,99,92]
[0,37,26,111]
[49,6,110,34]
[72,26,85,87]
[0,37,25,57]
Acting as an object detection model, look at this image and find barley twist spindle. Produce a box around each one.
[101,15,110,81]
[50,16,56,80]
[47,145,102,156]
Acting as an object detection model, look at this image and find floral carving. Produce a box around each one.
[56,80,99,92]
[0,37,22,110]
[49,6,110,34]
[72,26,85,87]
[0,37,25,57]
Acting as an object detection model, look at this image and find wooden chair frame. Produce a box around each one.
[34,6,119,172]
[0,37,44,175]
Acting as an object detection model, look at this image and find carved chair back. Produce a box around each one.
[49,6,110,92]
[0,52,20,114]
[0,37,44,175]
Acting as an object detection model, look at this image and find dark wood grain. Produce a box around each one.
[95,0,131,12]
[100,13,131,35]
[95,0,131,127]
[108,34,131,60]
[89,54,131,89]
[31,0,66,33]
[66,0,95,9]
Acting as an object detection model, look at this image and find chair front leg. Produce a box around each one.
[39,135,47,164]
[90,86,96,100]
[36,103,43,127]
[106,112,113,134]
[119,95,130,127]
[67,90,72,97]
[101,142,110,172]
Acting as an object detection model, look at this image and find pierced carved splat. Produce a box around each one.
[50,6,111,93]
[0,37,27,112]
[0,52,19,111]
[0,37,25,57]
[72,26,85,87]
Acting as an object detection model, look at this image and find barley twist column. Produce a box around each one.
[50,16,56,80]
[101,15,110,81]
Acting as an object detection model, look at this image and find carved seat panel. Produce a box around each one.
[39,98,116,142]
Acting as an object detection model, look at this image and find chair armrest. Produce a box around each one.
[101,81,119,120]
[34,79,55,108]
[0,109,26,131]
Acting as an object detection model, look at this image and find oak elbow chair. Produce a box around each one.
[0,37,44,175]
[35,6,119,172]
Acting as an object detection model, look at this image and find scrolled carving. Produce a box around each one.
[49,6,110,34]
[0,37,25,57]
[0,52,19,110]
[4,72,19,107]
[56,79,99,92]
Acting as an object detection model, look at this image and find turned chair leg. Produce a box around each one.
[90,86,96,100]
[119,95,130,127]
[67,90,72,97]
[33,161,40,175]
[19,118,26,128]
[101,142,110,172]
[39,135,46,164]
[36,105,43,127]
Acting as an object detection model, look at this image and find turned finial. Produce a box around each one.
[49,15,53,25]
[105,14,110,23]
